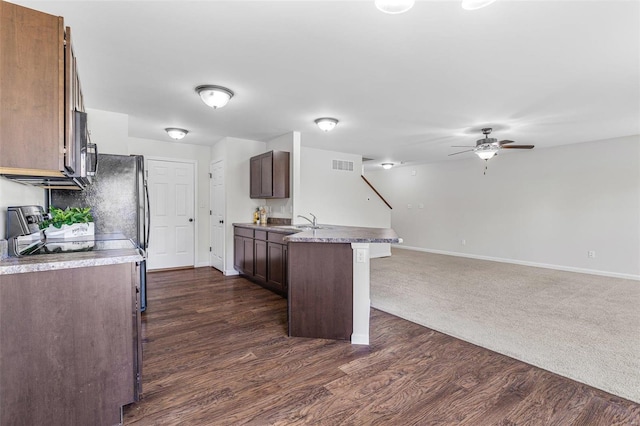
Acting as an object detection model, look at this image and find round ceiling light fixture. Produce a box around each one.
[381,163,394,169]
[165,128,189,140]
[461,0,498,10]
[195,85,234,109]
[314,117,339,132]
[375,0,415,14]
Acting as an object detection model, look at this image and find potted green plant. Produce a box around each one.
[41,207,94,239]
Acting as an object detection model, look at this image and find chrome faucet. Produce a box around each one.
[297,213,317,227]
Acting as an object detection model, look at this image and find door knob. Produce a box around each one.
[189,218,194,222]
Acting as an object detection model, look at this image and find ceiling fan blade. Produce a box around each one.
[450,145,475,148]
[501,145,535,149]
[498,140,515,145]
[448,149,475,156]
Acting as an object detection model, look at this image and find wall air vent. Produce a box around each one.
[332,159,354,172]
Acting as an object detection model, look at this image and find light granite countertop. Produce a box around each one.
[0,247,143,275]
[234,223,401,244]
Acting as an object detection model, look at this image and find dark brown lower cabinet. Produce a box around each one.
[254,239,268,282]
[267,241,287,293]
[234,233,255,276]
[0,262,140,426]
[234,225,291,297]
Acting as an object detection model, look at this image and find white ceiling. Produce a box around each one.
[12,0,640,168]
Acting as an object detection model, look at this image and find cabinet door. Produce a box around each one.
[234,235,244,273]
[260,152,273,197]
[0,2,65,173]
[267,242,286,292]
[242,237,254,275]
[250,156,261,198]
[254,239,267,282]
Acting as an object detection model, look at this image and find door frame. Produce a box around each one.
[209,159,226,273]
[145,156,199,269]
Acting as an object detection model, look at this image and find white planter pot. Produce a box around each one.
[44,222,95,239]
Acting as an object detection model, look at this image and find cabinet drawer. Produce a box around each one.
[267,232,287,244]
[234,227,254,238]
[255,230,268,241]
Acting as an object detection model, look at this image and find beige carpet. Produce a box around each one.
[370,248,640,404]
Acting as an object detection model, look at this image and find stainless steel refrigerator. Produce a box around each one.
[48,154,150,311]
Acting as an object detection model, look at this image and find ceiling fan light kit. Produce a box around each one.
[475,147,498,160]
[315,117,339,132]
[381,162,394,169]
[165,127,188,140]
[375,0,415,14]
[461,0,498,10]
[449,127,534,162]
[195,85,234,109]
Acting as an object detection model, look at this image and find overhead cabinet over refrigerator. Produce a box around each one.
[250,151,290,199]
[0,0,95,189]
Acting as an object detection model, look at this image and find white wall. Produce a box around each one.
[212,136,267,274]
[366,135,640,278]
[0,179,45,239]
[265,131,300,219]
[86,108,128,154]
[298,147,391,229]
[298,146,393,258]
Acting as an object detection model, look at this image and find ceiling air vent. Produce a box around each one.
[332,159,354,172]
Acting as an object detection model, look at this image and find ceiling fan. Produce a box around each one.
[449,128,534,160]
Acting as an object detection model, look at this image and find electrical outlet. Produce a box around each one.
[418,203,424,209]
[588,250,596,258]
[461,239,466,246]
[356,249,366,263]
[407,204,413,209]
[411,170,417,176]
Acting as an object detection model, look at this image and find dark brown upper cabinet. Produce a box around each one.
[250,151,290,199]
[0,1,87,189]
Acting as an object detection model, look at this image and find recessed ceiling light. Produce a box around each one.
[381,163,394,169]
[195,85,234,109]
[461,0,498,10]
[314,117,339,132]
[375,0,415,14]
[165,128,188,140]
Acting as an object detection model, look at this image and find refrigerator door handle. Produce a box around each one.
[145,181,151,249]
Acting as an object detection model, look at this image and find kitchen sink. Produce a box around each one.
[295,225,325,230]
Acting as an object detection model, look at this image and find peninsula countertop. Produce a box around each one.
[233,223,401,244]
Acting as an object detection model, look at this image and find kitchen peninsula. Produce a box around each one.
[233,223,401,345]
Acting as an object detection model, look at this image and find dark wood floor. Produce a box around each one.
[124,267,640,425]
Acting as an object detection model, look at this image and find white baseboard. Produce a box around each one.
[195,261,209,268]
[350,333,370,345]
[392,245,640,281]
[224,269,239,276]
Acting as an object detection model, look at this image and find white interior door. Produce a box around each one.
[210,160,225,272]
[147,159,195,270]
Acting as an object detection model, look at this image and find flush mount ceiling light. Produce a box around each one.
[375,0,415,14]
[461,0,498,10]
[165,128,188,140]
[195,85,234,109]
[381,163,394,169]
[315,117,339,132]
